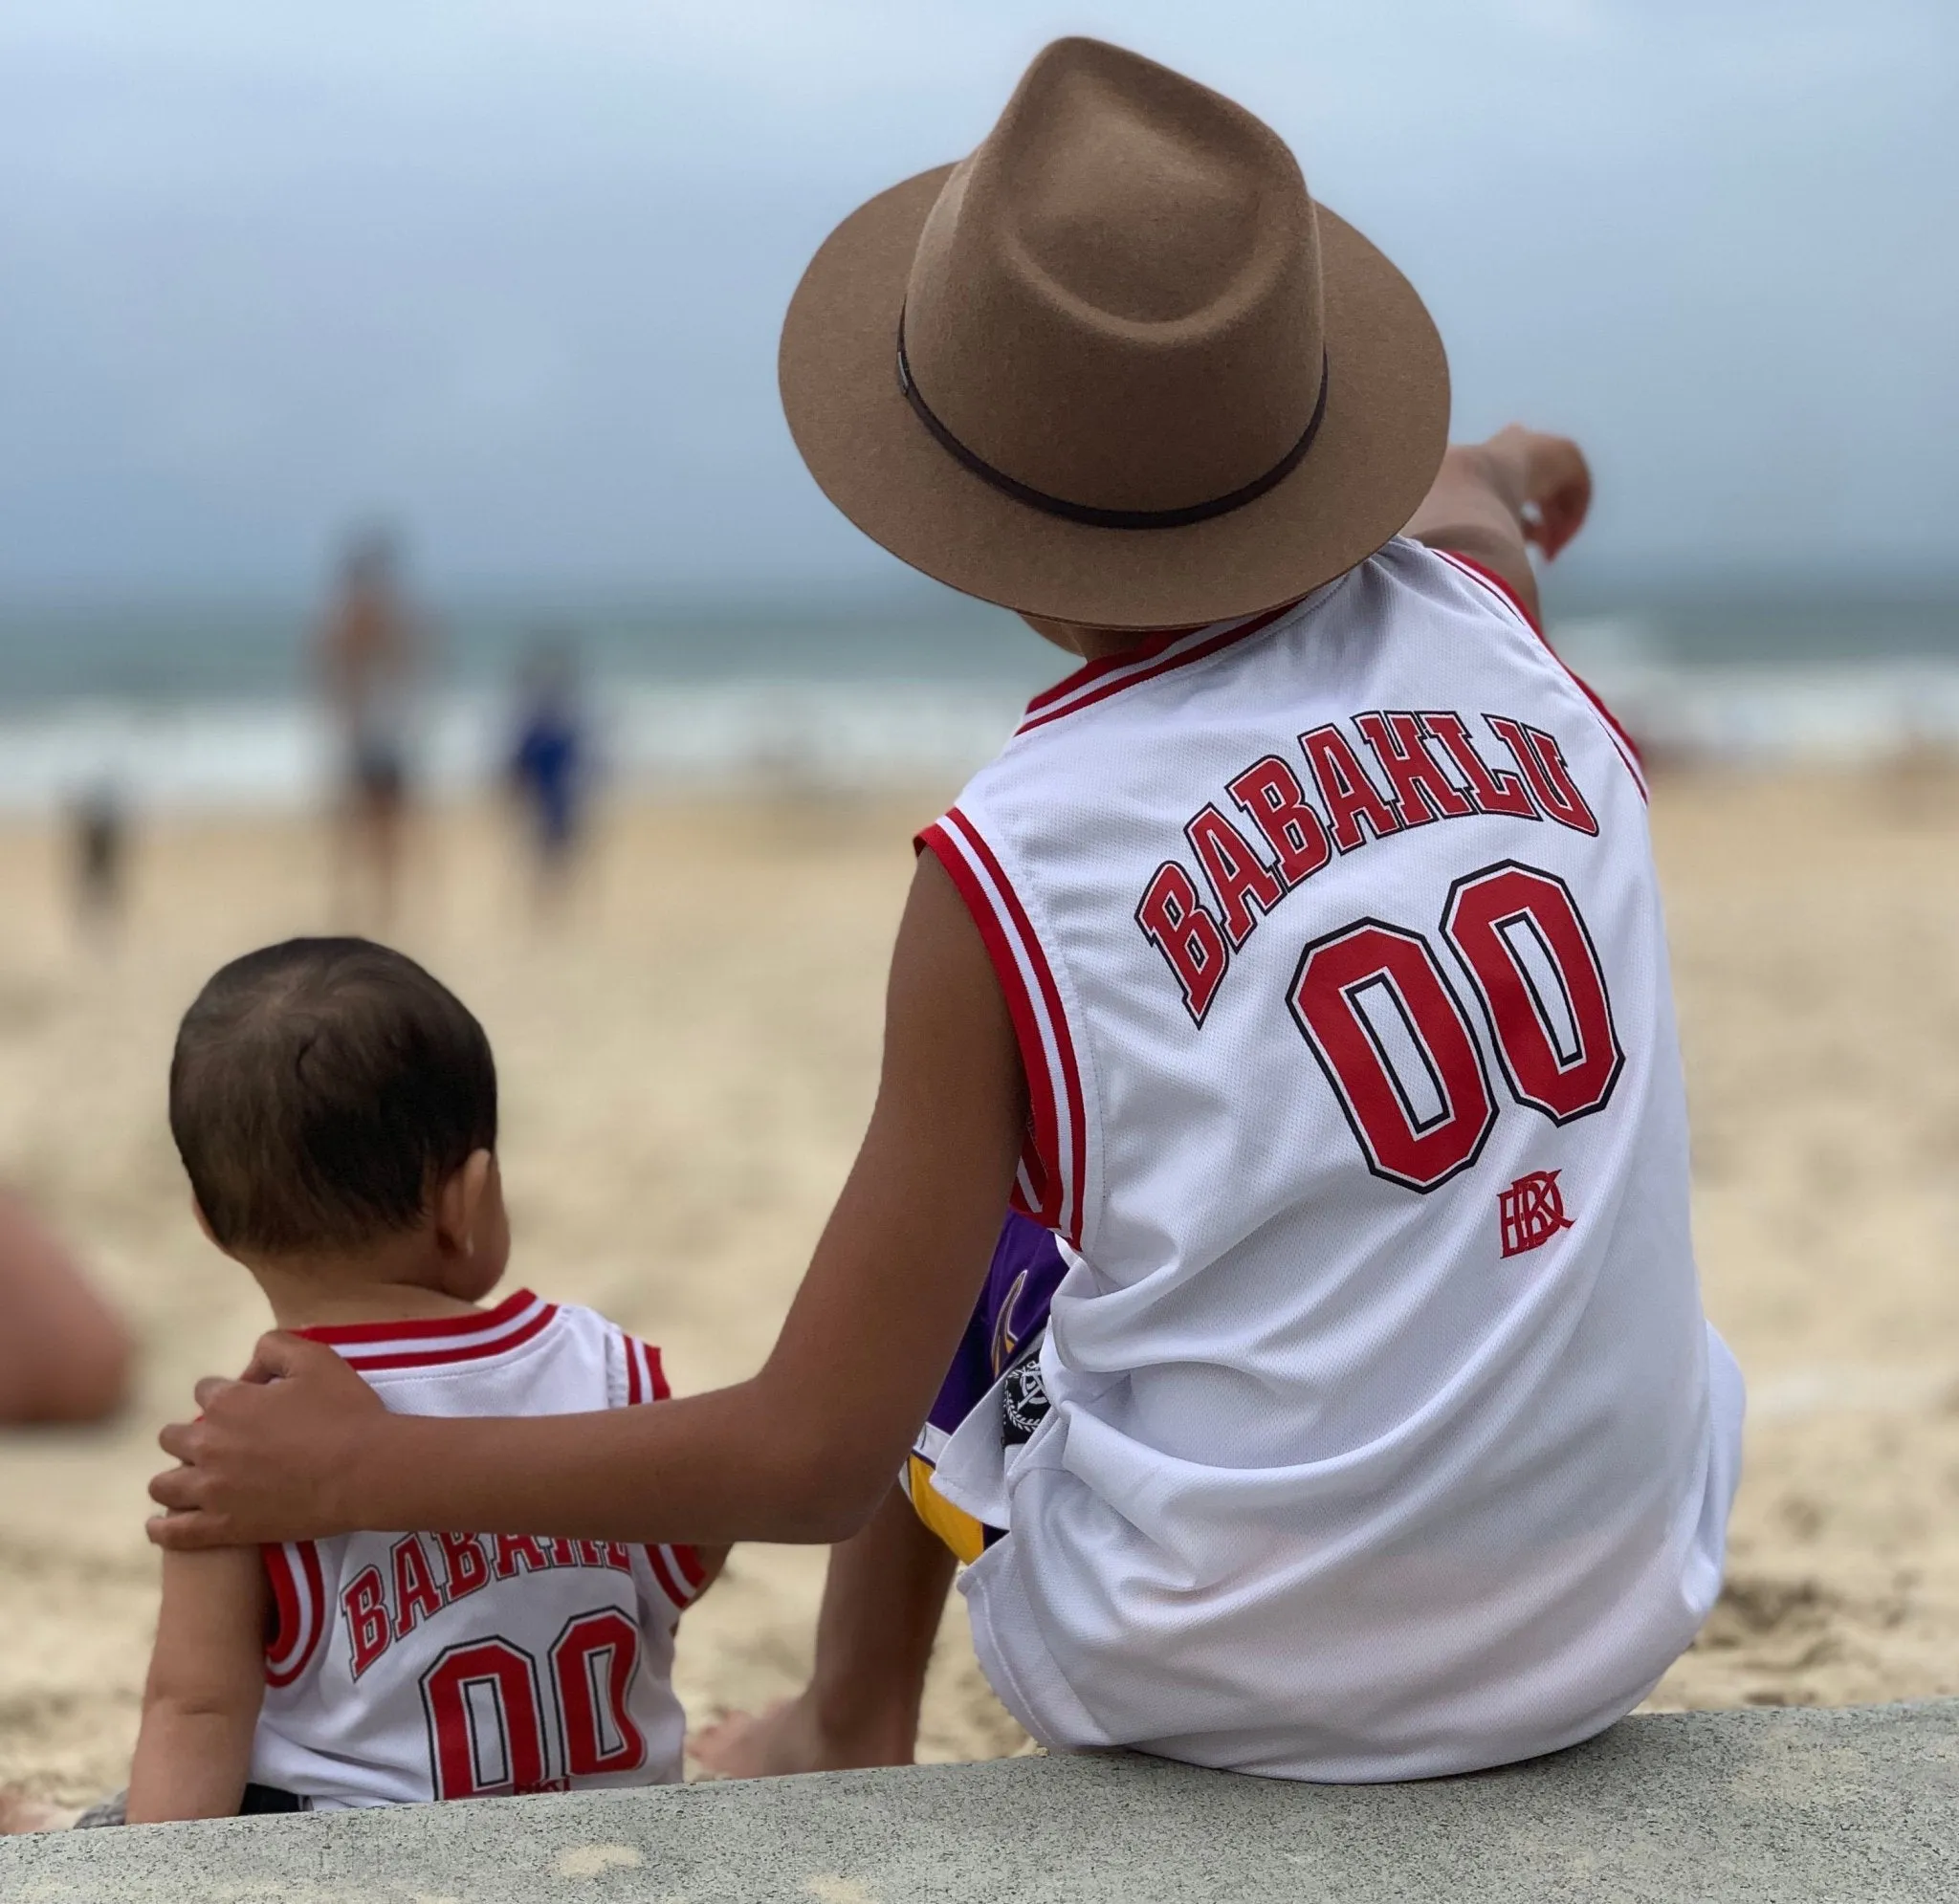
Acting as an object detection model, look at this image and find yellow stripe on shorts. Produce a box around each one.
[904,1453,988,1565]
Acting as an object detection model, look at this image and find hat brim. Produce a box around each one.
[780,164,1451,630]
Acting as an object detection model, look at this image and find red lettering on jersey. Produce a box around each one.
[423,1639,547,1799]
[1185,804,1284,946]
[1420,711,1537,819]
[574,1540,606,1569]
[602,1542,633,1573]
[553,1609,649,1779]
[437,1532,492,1602]
[1499,1170,1574,1258]
[342,1565,390,1677]
[1227,755,1332,886]
[548,1539,581,1568]
[392,1535,447,1640]
[1353,711,1476,826]
[1135,862,1230,1023]
[492,1535,553,1580]
[1486,717,1598,835]
[1299,725,1401,851]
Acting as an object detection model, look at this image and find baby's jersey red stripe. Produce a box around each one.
[668,1542,707,1591]
[262,1539,326,1687]
[336,1302,556,1372]
[297,1288,543,1347]
[644,1543,688,1609]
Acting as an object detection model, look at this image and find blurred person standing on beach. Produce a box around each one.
[507,635,590,912]
[316,528,425,926]
[70,781,129,941]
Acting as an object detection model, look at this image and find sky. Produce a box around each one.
[1,1,1953,599]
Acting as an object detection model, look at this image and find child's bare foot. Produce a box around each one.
[693,1695,913,1780]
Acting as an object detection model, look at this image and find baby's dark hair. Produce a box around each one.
[169,938,496,1256]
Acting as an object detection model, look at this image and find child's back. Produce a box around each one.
[921,538,1741,1779]
[124,938,710,1823]
[257,1292,702,1807]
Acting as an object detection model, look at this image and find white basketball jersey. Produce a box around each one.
[920,537,1743,1783]
[251,1291,705,1810]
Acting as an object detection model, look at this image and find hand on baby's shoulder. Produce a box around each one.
[149,1333,385,1550]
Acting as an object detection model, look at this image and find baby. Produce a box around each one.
[125,937,718,1819]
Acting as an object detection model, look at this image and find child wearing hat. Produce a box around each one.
[151,39,1741,1783]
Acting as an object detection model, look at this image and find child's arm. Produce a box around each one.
[1403,425,1592,624]
[148,850,1025,1550]
[125,1546,268,1822]
[693,1483,956,1777]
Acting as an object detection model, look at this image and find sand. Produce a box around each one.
[1,766,1956,1807]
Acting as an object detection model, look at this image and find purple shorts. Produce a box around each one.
[925,1213,1068,1439]
[904,1214,1068,1560]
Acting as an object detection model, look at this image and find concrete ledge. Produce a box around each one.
[5,1700,1955,1902]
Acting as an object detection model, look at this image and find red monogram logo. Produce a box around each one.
[1499,1170,1574,1258]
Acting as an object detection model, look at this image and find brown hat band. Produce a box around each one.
[895,312,1332,533]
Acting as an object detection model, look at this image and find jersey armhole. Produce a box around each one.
[262,1542,327,1688]
[1436,547,1648,799]
[1434,547,1542,634]
[612,1329,706,1614]
[917,808,1088,1248]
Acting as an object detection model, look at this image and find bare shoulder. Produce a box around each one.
[877,848,1024,1146]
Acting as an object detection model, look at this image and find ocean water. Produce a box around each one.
[0,592,1052,814]
[0,580,1955,814]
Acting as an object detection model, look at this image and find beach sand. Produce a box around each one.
[2,766,1956,1806]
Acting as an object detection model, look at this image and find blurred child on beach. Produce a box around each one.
[113,938,715,1821]
[507,636,590,910]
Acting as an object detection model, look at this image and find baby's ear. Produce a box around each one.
[437,1150,495,1256]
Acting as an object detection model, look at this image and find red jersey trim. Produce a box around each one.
[1437,550,1648,801]
[1437,549,1542,634]
[262,1539,327,1687]
[1022,621,1206,715]
[644,1541,706,1612]
[297,1290,558,1373]
[1016,600,1303,737]
[621,1332,700,1609]
[917,808,1088,1247]
[621,1333,671,1406]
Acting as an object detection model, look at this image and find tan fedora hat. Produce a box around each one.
[780,37,1450,631]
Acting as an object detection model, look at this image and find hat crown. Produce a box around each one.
[902,38,1326,514]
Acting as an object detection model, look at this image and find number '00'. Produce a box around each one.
[419,1609,646,1800]
[1288,861,1624,1193]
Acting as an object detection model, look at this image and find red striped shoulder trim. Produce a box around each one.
[618,1333,700,1610]
[1438,549,1649,800]
[262,1540,327,1687]
[918,808,1088,1248]
[620,1333,671,1406]
[1016,600,1303,736]
[298,1289,558,1373]
[644,1540,708,1612]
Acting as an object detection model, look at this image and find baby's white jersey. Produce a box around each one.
[920,537,1743,1783]
[250,1292,706,1810]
